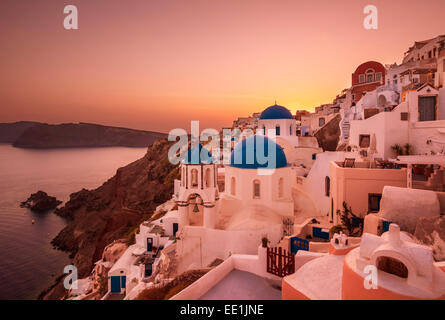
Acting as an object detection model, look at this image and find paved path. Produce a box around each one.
[200,270,282,300]
[103,293,125,300]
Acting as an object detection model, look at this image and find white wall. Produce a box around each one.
[258,118,297,139]
[170,246,279,300]
[295,152,349,217]
[224,166,294,217]
[176,224,283,271]
[349,103,409,160]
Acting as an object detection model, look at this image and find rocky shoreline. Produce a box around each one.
[20,191,62,213]
[39,139,179,299]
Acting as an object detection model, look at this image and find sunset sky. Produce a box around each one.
[1,0,444,133]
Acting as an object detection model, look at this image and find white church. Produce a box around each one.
[174,104,319,270]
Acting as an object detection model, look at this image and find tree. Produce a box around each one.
[338,201,363,237]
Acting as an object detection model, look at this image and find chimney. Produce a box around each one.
[388,224,401,246]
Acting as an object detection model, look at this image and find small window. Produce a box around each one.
[275,125,280,136]
[325,176,330,197]
[368,193,382,213]
[312,154,316,160]
[366,69,375,83]
[359,134,371,148]
[205,168,211,187]
[375,72,382,82]
[400,112,408,121]
[253,180,260,199]
[359,74,365,83]
[191,169,198,187]
[231,177,236,196]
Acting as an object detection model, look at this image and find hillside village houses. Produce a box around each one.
[69,35,445,300]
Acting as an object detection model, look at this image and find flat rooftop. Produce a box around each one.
[200,270,282,300]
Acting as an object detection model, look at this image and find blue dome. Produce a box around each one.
[183,144,213,164]
[259,104,293,120]
[230,136,287,169]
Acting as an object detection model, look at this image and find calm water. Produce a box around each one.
[0,144,147,299]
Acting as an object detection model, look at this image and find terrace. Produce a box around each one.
[333,156,445,193]
[395,155,445,192]
[199,270,281,300]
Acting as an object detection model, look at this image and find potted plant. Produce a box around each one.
[391,144,403,156]
[261,235,270,248]
[403,143,412,155]
[329,225,343,238]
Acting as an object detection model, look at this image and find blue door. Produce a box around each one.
[173,223,178,236]
[382,221,392,233]
[121,276,126,289]
[147,238,153,252]
[313,227,329,240]
[110,276,121,293]
[290,236,309,254]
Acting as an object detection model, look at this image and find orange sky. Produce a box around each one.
[1,0,444,133]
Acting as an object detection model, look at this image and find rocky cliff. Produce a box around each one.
[314,114,341,151]
[21,191,62,213]
[12,122,167,148]
[50,139,179,282]
[0,121,40,143]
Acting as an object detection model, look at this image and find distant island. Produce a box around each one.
[0,121,168,148]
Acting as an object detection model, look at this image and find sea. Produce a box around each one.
[0,144,147,299]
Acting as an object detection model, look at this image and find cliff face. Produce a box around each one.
[51,139,180,278]
[13,122,167,148]
[0,121,40,143]
[314,114,341,151]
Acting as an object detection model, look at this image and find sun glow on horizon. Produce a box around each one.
[1,0,445,132]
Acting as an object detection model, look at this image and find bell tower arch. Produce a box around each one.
[176,144,218,230]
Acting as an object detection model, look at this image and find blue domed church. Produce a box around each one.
[258,103,322,166]
[258,104,297,143]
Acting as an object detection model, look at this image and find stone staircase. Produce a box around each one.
[340,118,350,141]
[426,169,445,191]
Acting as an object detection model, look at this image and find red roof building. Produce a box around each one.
[350,61,386,103]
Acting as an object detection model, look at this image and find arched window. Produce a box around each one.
[366,69,375,83]
[325,176,330,197]
[278,178,284,198]
[231,177,236,196]
[376,256,408,278]
[205,168,211,188]
[253,179,261,199]
[191,168,198,187]
[275,125,280,136]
